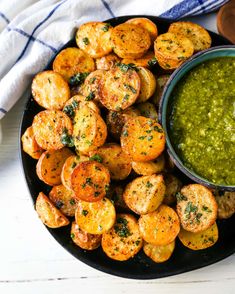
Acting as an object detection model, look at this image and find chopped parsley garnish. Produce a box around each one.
[102,23,111,32]
[71,162,77,169]
[63,100,79,118]
[89,154,103,163]
[116,62,138,72]
[195,212,203,223]
[89,77,96,84]
[138,136,146,140]
[85,91,95,101]
[154,125,163,133]
[202,205,212,212]
[69,72,89,86]
[61,128,74,147]
[70,199,76,205]
[135,240,141,246]
[48,78,51,84]
[122,130,128,137]
[82,210,88,216]
[71,233,75,239]
[146,181,153,188]
[185,202,198,218]
[147,135,153,141]
[82,37,89,45]
[114,217,131,238]
[175,192,188,202]
[98,225,103,231]
[124,83,137,93]
[148,57,157,68]
[123,94,129,101]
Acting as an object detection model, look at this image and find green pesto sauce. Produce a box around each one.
[170,57,235,186]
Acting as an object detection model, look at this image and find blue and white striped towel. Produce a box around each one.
[0,0,229,120]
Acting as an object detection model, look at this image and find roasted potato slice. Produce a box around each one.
[176,184,218,233]
[89,143,132,180]
[126,18,158,43]
[53,47,95,81]
[61,154,88,190]
[122,51,155,68]
[32,70,70,110]
[136,67,156,103]
[32,110,73,150]
[49,184,77,217]
[163,174,182,206]
[143,240,175,263]
[151,74,170,106]
[102,214,143,261]
[120,116,165,162]
[123,174,165,215]
[75,197,116,234]
[111,23,151,58]
[36,148,73,186]
[96,53,121,70]
[215,191,235,219]
[106,107,140,140]
[131,154,165,176]
[178,222,219,250]
[71,161,110,202]
[139,204,180,246]
[100,66,140,111]
[76,22,113,58]
[71,221,101,250]
[36,192,69,228]
[168,21,211,52]
[21,126,44,159]
[136,102,158,120]
[154,32,194,70]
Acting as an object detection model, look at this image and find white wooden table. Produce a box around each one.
[0,13,234,294]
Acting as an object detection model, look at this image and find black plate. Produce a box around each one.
[20,15,235,279]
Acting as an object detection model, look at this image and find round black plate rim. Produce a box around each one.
[19,15,235,280]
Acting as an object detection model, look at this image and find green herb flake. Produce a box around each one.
[82,37,89,45]
[175,192,188,202]
[71,233,75,239]
[61,128,74,147]
[138,136,146,140]
[82,209,88,216]
[148,57,157,67]
[85,91,95,101]
[48,78,51,84]
[202,205,212,212]
[122,130,128,137]
[154,125,163,133]
[124,83,137,93]
[70,199,76,205]
[146,181,153,188]
[135,240,141,246]
[89,154,103,163]
[89,77,96,84]
[147,135,153,141]
[102,23,111,32]
[71,162,77,169]
[123,94,130,101]
[114,217,131,238]
[116,62,138,72]
[185,202,198,218]
[69,72,89,86]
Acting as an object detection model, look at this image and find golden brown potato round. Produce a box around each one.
[126,18,158,43]
[32,71,70,110]
[168,21,211,52]
[76,22,113,58]
[154,32,194,70]
[139,204,180,246]
[71,161,110,202]
[89,143,132,180]
[102,214,143,261]
[71,221,101,250]
[136,67,157,103]
[75,197,116,234]
[32,110,73,150]
[123,174,165,215]
[111,23,151,58]
[36,192,69,228]
[53,47,95,81]
[178,222,219,250]
[131,154,165,176]
[122,51,155,68]
[120,116,165,162]
[176,184,218,233]
[163,174,182,206]
[151,74,170,106]
[215,191,235,219]
[143,240,175,263]
[21,126,44,159]
[136,102,158,120]
[49,184,77,217]
[100,67,140,111]
[36,148,73,186]
[96,53,121,70]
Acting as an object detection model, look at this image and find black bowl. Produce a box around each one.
[20,15,235,279]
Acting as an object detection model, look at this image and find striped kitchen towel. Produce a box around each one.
[0,0,229,119]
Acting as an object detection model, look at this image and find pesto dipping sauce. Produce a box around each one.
[170,57,235,186]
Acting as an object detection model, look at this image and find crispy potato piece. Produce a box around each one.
[139,204,180,246]
[89,143,132,180]
[126,18,158,43]
[75,197,116,234]
[96,53,121,70]
[106,184,129,210]
[154,32,194,70]
[73,105,107,154]
[102,214,143,261]
[100,67,140,111]
[71,221,101,250]
[143,240,175,263]
[36,192,69,228]
[168,21,211,52]
[106,107,140,140]
[122,51,155,68]
[111,23,151,58]
[49,184,77,217]
[178,222,218,250]
[120,116,165,162]
[136,67,156,103]
[215,191,235,219]
[71,161,110,202]
[36,148,73,186]
[123,174,165,215]
[76,22,113,58]
[132,154,165,176]
[32,110,73,150]
[32,70,70,110]
[151,74,170,106]
[61,154,88,190]
[21,126,44,159]
[53,47,95,81]
[163,174,182,206]
[136,102,158,120]
[176,184,218,233]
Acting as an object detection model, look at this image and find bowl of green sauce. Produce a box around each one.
[159,45,235,191]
